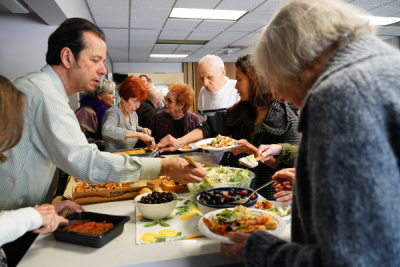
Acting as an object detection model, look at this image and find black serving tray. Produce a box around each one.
[54,211,130,248]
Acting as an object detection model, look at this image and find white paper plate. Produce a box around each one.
[195,138,237,152]
[198,208,286,244]
[177,143,199,152]
[268,201,292,223]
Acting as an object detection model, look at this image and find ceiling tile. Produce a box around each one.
[376,25,400,35]
[225,21,266,31]
[163,19,202,30]
[130,29,160,40]
[152,44,179,53]
[186,30,221,40]
[159,30,192,40]
[176,44,203,53]
[102,29,129,50]
[254,0,284,13]
[195,20,235,31]
[351,4,380,12]
[174,0,220,9]
[131,0,175,8]
[165,58,186,62]
[239,11,274,23]
[368,5,400,16]
[87,0,129,28]
[131,17,166,29]
[351,0,395,4]
[216,0,265,11]
[230,32,260,46]
[131,7,171,19]
[108,51,129,62]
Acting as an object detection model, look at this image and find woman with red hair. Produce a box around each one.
[150,82,199,143]
[102,75,154,152]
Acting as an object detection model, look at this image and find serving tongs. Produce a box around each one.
[183,155,212,183]
[149,147,162,157]
[59,220,91,226]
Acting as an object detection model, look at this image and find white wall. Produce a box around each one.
[0,14,56,80]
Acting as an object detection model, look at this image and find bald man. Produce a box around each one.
[197,55,240,123]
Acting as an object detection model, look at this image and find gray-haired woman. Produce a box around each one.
[223,0,400,266]
[75,79,116,150]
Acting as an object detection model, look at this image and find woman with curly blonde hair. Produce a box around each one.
[150,82,199,143]
[102,75,154,152]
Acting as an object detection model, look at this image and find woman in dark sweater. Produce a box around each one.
[157,54,300,199]
[75,79,116,150]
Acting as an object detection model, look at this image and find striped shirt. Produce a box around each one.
[0,65,161,210]
[197,77,239,123]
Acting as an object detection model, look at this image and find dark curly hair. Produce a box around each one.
[118,75,149,102]
[227,53,274,138]
[168,82,194,112]
[46,18,106,65]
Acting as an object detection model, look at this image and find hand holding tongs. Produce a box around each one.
[149,147,162,157]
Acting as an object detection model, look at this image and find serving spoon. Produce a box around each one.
[227,180,274,205]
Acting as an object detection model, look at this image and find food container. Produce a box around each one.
[135,192,178,220]
[111,148,152,157]
[54,211,130,248]
[160,176,189,193]
[187,167,255,196]
[195,187,258,214]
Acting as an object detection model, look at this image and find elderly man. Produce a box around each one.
[1,18,205,212]
[137,87,164,127]
[197,55,240,123]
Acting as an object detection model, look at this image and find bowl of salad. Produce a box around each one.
[187,166,255,197]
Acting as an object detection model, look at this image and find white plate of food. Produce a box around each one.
[177,143,198,152]
[198,207,285,244]
[195,135,237,152]
[255,200,292,223]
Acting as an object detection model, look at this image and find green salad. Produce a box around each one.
[187,166,254,196]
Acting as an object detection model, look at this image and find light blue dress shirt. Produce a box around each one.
[0,65,161,210]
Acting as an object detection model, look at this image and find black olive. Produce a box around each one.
[214,190,221,195]
[235,222,241,226]
[210,199,216,205]
[226,225,232,232]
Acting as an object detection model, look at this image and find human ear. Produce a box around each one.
[60,47,74,68]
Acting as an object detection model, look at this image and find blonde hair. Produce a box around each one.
[0,75,25,163]
[253,0,375,96]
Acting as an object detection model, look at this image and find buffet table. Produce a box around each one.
[19,196,291,267]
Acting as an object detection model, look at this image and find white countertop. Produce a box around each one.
[19,196,291,267]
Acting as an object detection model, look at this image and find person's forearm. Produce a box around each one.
[177,128,204,146]
[126,131,145,140]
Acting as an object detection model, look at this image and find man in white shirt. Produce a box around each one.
[197,55,240,123]
[0,18,205,211]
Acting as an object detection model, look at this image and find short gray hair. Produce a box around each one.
[253,0,374,89]
[199,55,225,69]
[86,79,116,96]
[148,88,163,103]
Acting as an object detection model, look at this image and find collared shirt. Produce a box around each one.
[0,65,161,210]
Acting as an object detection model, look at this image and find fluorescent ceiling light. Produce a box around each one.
[157,39,208,45]
[170,8,247,21]
[363,16,400,26]
[150,54,188,58]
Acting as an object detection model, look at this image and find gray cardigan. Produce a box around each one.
[102,105,143,152]
[245,36,400,266]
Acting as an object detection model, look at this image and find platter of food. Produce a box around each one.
[195,135,237,152]
[198,206,285,244]
[255,200,292,223]
[54,211,130,248]
[177,143,198,152]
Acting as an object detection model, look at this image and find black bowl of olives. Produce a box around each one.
[195,187,258,214]
[135,191,178,220]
